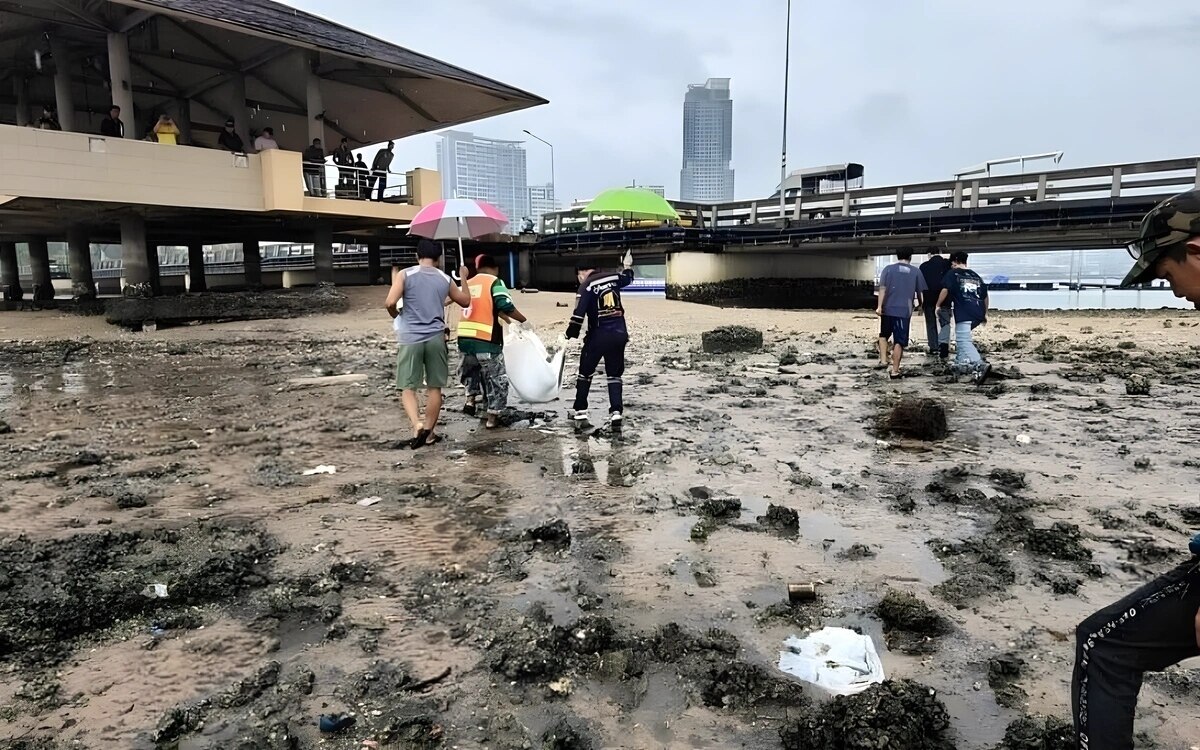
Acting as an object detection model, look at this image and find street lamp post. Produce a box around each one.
[780,0,792,224]
[523,129,556,211]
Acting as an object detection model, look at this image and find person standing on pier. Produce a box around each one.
[386,239,471,448]
[875,248,927,379]
[1071,188,1200,750]
[566,251,635,430]
[935,251,990,383]
[919,248,951,358]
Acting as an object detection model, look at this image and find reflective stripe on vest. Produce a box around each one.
[457,273,496,341]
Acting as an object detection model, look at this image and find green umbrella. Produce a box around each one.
[582,187,680,220]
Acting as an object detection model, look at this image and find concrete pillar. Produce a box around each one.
[13,77,30,127]
[367,240,382,284]
[711,205,720,227]
[227,74,251,151]
[313,225,334,284]
[1110,167,1122,199]
[148,245,162,296]
[243,239,262,288]
[894,187,905,214]
[0,241,22,301]
[791,198,801,221]
[50,38,75,131]
[585,214,594,231]
[120,214,152,296]
[67,226,96,300]
[187,242,206,293]
[28,237,53,301]
[173,98,193,146]
[748,202,758,223]
[107,32,136,138]
[518,248,532,288]
[970,181,980,209]
[305,55,325,145]
[842,192,852,216]
[952,182,964,209]
[1036,174,1048,202]
[553,215,563,234]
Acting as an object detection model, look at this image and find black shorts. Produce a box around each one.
[880,315,911,347]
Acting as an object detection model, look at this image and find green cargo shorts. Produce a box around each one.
[395,337,449,390]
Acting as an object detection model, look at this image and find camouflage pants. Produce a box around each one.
[461,351,509,415]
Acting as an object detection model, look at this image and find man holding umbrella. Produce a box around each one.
[386,239,471,448]
[566,250,635,430]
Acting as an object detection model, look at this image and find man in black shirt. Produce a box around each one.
[100,106,123,138]
[919,249,951,358]
[332,138,354,196]
[370,142,395,201]
[302,138,327,196]
[37,106,61,131]
[217,118,244,153]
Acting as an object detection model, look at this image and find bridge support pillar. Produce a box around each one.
[243,239,262,289]
[67,226,96,301]
[894,187,905,214]
[1110,167,1122,199]
[367,240,382,284]
[518,248,532,288]
[187,242,207,293]
[314,224,334,284]
[0,241,23,301]
[665,250,875,310]
[28,237,54,302]
[748,202,758,223]
[952,183,963,209]
[120,214,153,297]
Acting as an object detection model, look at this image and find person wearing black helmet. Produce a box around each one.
[1071,189,1200,750]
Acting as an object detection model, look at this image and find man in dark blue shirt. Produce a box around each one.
[919,250,952,358]
[935,251,990,383]
[565,252,634,429]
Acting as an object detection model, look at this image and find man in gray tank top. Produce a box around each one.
[385,240,470,447]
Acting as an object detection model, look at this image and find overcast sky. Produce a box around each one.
[292,0,1198,204]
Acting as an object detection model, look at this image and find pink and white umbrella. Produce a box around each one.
[407,198,508,266]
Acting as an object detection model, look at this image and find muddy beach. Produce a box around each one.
[1,289,1198,750]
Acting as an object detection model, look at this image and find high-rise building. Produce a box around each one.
[437,130,529,233]
[680,78,734,203]
[528,183,558,226]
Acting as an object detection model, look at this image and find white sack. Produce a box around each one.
[504,326,566,404]
[777,627,886,696]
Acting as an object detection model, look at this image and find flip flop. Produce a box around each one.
[421,433,444,447]
[409,429,430,450]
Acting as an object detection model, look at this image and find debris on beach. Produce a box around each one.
[880,397,948,441]
[701,325,763,354]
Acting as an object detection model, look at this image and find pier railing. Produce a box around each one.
[540,157,1200,235]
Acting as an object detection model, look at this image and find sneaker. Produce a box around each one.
[570,409,590,426]
[609,412,623,430]
[973,364,993,385]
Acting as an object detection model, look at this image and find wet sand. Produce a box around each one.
[1,288,1198,749]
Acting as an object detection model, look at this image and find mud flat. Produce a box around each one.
[0,289,1198,749]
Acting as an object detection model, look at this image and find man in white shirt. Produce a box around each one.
[253,127,279,152]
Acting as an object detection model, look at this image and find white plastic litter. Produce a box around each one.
[1016,434,1033,445]
[504,326,566,404]
[141,583,169,599]
[302,465,337,476]
[777,627,886,696]
[357,496,382,507]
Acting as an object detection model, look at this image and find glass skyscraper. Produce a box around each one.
[680,78,734,203]
[437,130,529,233]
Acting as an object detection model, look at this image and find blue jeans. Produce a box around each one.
[953,321,985,374]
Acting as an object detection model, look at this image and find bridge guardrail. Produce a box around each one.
[540,156,1200,235]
